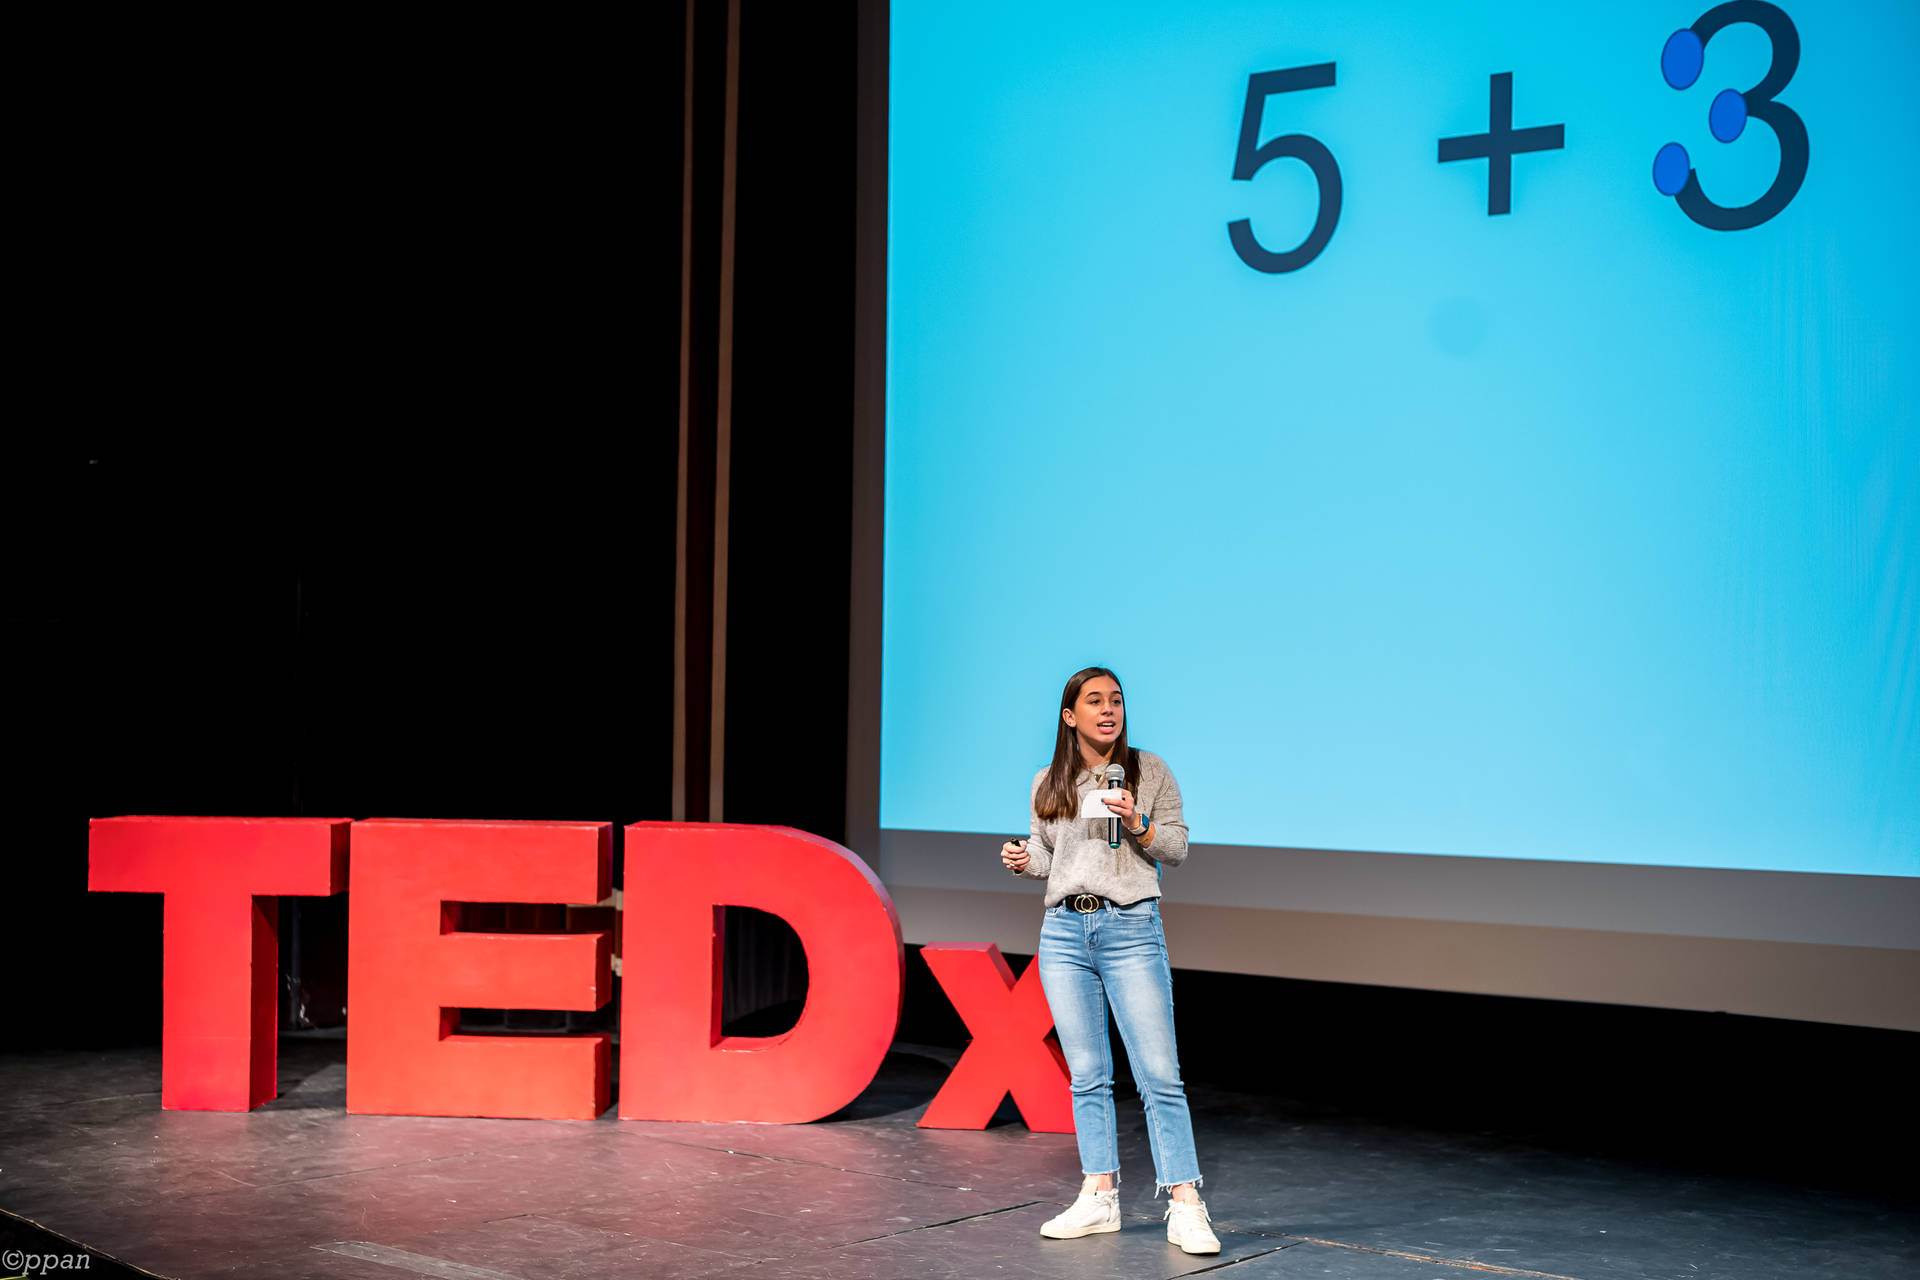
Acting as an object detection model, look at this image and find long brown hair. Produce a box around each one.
[1034,666,1140,821]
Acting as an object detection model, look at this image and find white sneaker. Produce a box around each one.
[1165,1198,1220,1254]
[1039,1188,1121,1239]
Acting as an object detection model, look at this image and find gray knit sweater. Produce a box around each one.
[1016,750,1190,907]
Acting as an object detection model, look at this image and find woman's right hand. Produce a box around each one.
[1001,839,1029,872]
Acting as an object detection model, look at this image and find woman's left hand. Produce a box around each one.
[1101,788,1137,824]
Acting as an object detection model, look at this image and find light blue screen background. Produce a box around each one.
[882,1,1919,876]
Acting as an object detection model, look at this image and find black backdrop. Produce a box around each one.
[23,6,852,1046]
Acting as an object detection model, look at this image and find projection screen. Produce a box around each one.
[850,0,1920,1029]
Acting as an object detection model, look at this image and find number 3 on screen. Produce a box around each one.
[1228,62,1342,274]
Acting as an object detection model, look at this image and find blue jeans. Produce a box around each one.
[1037,897,1202,1193]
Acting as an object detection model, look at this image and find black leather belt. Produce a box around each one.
[1067,893,1120,913]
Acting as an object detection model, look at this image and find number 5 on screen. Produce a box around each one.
[1228,62,1341,274]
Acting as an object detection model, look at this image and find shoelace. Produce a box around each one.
[1164,1201,1211,1226]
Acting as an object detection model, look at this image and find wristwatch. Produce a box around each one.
[1129,813,1151,838]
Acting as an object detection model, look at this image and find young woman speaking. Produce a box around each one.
[999,666,1220,1255]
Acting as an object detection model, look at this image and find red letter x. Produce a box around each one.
[917,942,1072,1132]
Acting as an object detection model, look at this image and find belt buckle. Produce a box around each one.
[1070,893,1101,913]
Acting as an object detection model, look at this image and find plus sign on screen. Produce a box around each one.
[1438,72,1565,215]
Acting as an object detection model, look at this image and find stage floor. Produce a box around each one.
[1,1036,1914,1280]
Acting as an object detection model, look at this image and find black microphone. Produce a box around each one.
[1105,763,1126,847]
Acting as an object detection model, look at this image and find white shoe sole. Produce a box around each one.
[1040,1218,1121,1239]
[1170,1235,1222,1254]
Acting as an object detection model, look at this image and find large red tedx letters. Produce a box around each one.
[622,822,904,1122]
[347,819,615,1119]
[917,942,1073,1132]
[88,817,351,1111]
[87,817,1069,1126]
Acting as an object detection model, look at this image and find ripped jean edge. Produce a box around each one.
[1154,1172,1204,1198]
